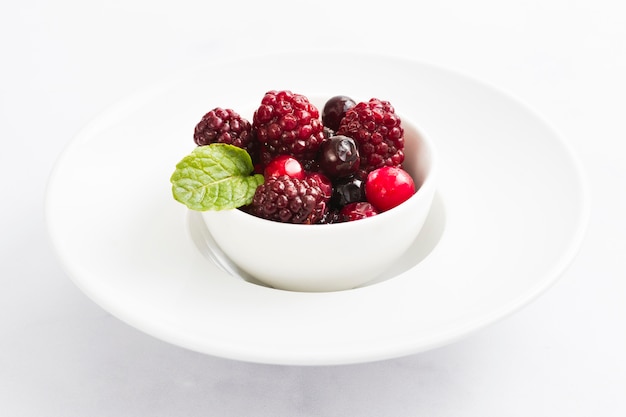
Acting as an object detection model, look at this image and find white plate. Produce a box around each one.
[46,52,590,365]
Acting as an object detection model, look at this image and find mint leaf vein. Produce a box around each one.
[170,144,264,211]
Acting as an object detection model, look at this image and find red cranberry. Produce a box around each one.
[263,155,305,180]
[365,166,415,212]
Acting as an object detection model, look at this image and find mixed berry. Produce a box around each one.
[193,107,257,157]
[253,90,325,167]
[193,90,416,224]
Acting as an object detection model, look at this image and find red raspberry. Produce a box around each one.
[250,175,328,224]
[337,98,405,177]
[306,172,333,200]
[339,202,379,222]
[253,90,325,163]
[194,108,257,158]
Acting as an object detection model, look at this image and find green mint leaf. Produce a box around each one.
[170,144,264,211]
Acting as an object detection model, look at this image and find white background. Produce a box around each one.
[2,0,625,415]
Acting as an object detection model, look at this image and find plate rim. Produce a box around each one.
[45,52,591,365]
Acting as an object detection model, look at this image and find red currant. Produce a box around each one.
[263,155,305,180]
[365,166,415,212]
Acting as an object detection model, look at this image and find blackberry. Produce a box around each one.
[337,98,404,176]
[306,172,333,200]
[194,108,257,158]
[250,175,328,224]
[253,90,325,162]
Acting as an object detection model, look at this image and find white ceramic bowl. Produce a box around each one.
[201,115,437,292]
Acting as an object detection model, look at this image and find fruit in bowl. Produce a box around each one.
[170,90,437,292]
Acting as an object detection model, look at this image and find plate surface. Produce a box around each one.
[46,52,589,365]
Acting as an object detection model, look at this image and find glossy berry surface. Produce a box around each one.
[194,108,257,157]
[196,92,415,224]
[250,175,328,224]
[318,209,342,224]
[264,155,305,180]
[339,202,379,222]
[307,172,333,200]
[337,98,404,177]
[365,166,416,212]
[331,175,366,209]
[317,135,360,178]
[253,90,325,162]
[322,95,356,131]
